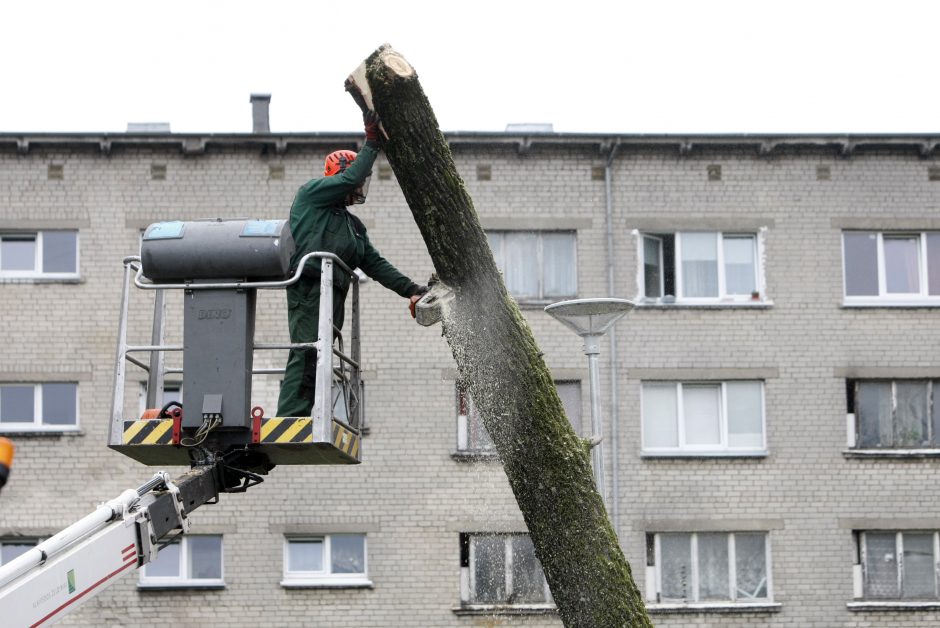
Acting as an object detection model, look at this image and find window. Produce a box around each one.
[0,539,36,565]
[649,532,772,605]
[139,535,223,588]
[0,231,78,278]
[640,232,762,304]
[0,383,78,432]
[849,380,940,449]
[460,533,553,608]
[843,231,940,304]
[457,381,581,454]
[282,534,370,587]
[857,531,940,600]
[138,381,182,415]
[641,381,765,455]
[487,231,576,301]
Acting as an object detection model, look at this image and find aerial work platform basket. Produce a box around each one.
[107,219,363,471]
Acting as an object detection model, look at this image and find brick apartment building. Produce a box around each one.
[2,104,940,626]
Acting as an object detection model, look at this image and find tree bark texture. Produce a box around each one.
[354,45,652,627]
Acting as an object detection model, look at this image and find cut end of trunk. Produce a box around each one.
[377,46,415,79]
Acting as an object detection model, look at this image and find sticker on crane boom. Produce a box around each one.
[259,417,314,443]
[123,418,176,445]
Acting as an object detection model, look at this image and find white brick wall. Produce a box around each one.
[2,135,939,626]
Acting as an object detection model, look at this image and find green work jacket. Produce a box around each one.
[288,141,419,298]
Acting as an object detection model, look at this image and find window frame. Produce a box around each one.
[856,531,940,601]
[486,230,578,303]
[138,534,224,589]
[842,231,940,306]
[640,381,767,456]
[0,230,80,280]
[0,382,79,433]
[638,231,765,305]
[456,380,582,456]
[281,534,371,588]
[848,379,939,452]
[648,531,775,607]
[460,532,554,610]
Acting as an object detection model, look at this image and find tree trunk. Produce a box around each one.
[350,45,652,627]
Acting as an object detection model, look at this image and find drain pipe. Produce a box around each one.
[603,140,621,534]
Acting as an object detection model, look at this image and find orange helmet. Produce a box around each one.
[324,150,357,177]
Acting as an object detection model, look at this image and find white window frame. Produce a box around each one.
[461,533,554,609]
[842,231,940,306]
[0,382,79,433]
[637,231,765,305]
[641,381,767,456]
[281,534,371,588]
[0,230,80,279]
[848,380,939,451]
[857,531,940,600]
[648,532,774,607]
[457,380,582,454]
[487,230,578,302]
[138,535,224,588]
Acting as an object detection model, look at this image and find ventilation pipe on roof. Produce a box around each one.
[250,94,271,133]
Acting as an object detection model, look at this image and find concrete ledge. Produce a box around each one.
[453,604,556,616]
[847,601,940,611]
[647,602,782,614]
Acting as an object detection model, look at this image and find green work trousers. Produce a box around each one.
[276,276,346,417]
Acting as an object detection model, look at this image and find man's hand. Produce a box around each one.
[409,294,422,319]
[364,110,381,141]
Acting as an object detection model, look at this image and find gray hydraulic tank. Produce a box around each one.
[141,219,295,282]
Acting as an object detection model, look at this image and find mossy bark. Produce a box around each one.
[357,45,652,627]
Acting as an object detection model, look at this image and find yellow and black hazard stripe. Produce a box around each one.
[123,419,175,445]
[331,422,360,458]
[259,417,314,444]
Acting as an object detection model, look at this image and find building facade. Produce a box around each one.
[1,124,939,627]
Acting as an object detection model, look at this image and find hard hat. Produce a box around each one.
[324,150,358,177]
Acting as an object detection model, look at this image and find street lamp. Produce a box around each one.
[544,298,633,506]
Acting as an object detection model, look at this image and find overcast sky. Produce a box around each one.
[2,0,938,135]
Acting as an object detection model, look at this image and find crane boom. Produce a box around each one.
[0,463,229,627]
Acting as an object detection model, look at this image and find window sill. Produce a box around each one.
[451,451,500,463]
[842,301,940,309]
[843,449,940,459]
[453,604,556,616]
[635,301,773,310]
[0,277,82,285]
[280,578,373,589]
[642,451,768,459]
[847,601,940,611]
[647,602,781,614]
[0,427,82,436]
[138,582,225,591]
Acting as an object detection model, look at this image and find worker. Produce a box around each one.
[276,110,427,417]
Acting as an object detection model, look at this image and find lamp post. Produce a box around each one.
[544,298,633,507]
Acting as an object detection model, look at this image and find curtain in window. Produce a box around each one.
[843,232,879,296]
[864,533,899,598]
[146,541,182,577]
[472,536,506,603]
[735,534,768,599]
[189,536,222,579]
[680,233,718,297]
[287,540,323,572]
[928,234,940,296]
[504,233,538,298]
[0,236,36,271]
[542,233,576,298]
[857,382,893,447]
[642,384,678,448]
[883,236,920,293]
[726,382,763,448]
[697,533,730,600]
[894,382,928,447]
[0,386,34,423]
[42,383,77,426]
[901,533,935,598]
[510,536,547,603]
[660,534,692,600]
[683,385,721,445]
[723,236,756,295]
[0,543,34,565]
[43,231,77,273]
[331,534,365,574]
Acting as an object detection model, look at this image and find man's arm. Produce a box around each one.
[360,233,425,298]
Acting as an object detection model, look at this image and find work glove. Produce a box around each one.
[364,110,381,142]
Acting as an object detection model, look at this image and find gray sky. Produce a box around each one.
[3,0,938,135]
